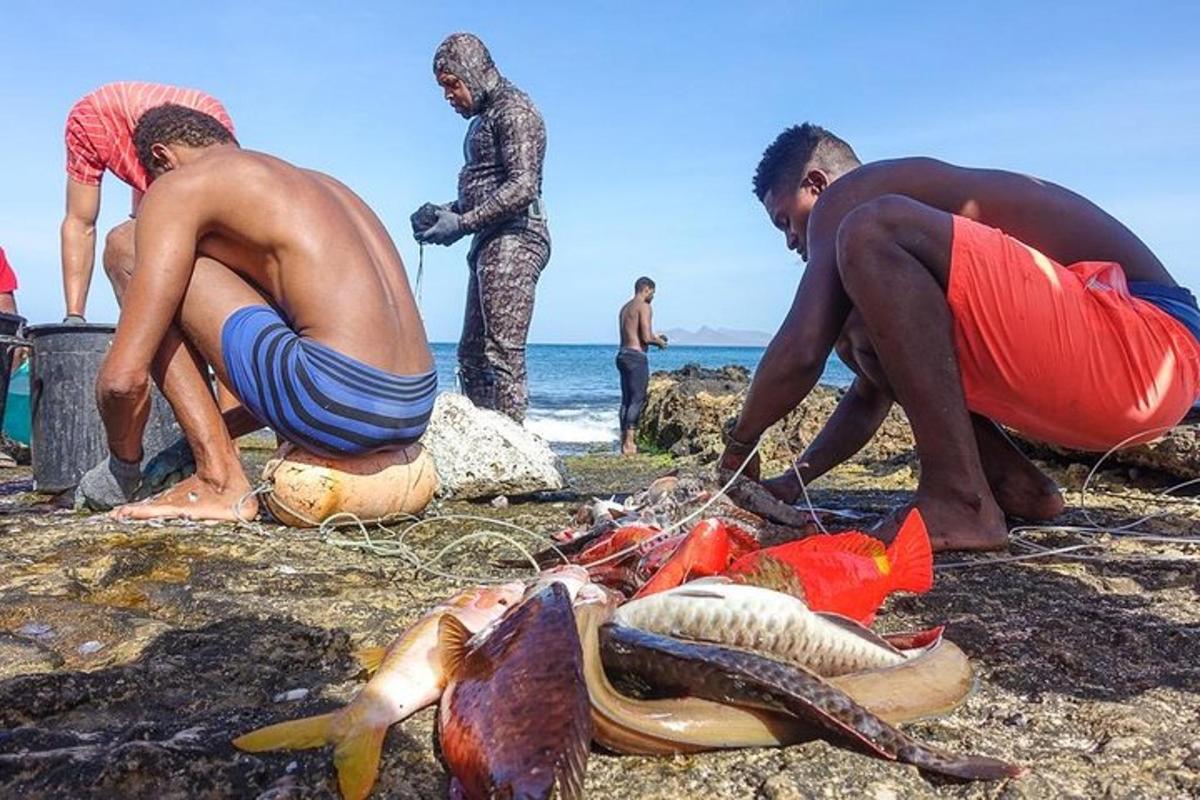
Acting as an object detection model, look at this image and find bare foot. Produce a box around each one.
[113,473,258,523]
[873,489,1008,552]
[973,416,1064,521]
[620,431,638,455]
[620,442,638,455]
[989,469,1064,521]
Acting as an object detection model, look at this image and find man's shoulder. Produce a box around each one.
[490,84,543,119]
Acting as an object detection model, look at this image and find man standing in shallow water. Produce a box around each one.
[616,277,667,454]
[412,32,550,423]
[719,123,1200,552]
[82,105,435,521]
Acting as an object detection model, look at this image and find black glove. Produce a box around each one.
[62,314,86,325]
[416,209,466,246]
[410,202,443,238]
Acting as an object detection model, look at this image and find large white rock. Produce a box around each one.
[422,393,564,499]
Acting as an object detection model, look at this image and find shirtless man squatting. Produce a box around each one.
[84,105,436,522]
[616,276,667,454]
[719,123,1200,552]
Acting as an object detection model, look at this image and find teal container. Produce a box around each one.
[3,360,30,444]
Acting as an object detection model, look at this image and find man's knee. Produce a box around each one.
[835,195,918,271]
[103,221,137,284]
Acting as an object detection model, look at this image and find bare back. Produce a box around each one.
[619,297,648,350]
[832,158,1174,284]
[142,147,432,375]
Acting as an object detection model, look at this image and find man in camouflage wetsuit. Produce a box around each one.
[412,32,549,423]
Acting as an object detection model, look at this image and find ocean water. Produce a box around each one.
[430,343,854,453]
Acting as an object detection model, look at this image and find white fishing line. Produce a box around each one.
[936,425,1200,571]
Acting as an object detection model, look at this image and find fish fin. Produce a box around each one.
[805,531,887,558]
[438,613,472,677]
[815,612,904,655]
[353,646,389,675]
[553,717,590,800]
[233,711,336,752]
[333,723,389,800]
[884,509,934,594]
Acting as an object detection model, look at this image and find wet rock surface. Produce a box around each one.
[0,434,1197,797]
[638,365,914,473]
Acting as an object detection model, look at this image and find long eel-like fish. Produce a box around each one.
[574,598,977,756]
[600,621,1024,781]
[615,582,911,676]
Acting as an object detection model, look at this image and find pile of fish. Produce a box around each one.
[234,477,1025,798]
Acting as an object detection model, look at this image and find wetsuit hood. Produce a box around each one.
[434,32,502,117]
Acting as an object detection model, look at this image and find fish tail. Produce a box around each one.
[333,723,389,800]
[234,707,389,800]
[233,711,337,752]
[897,743,1027,780]
[885,509,933,594]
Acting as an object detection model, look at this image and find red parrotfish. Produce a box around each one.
[632,518,758,599]
[575,523,661,566]
[724,508,933,625]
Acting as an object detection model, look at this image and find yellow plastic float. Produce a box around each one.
[262,443,439,527]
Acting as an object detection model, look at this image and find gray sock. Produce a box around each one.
[76,454,143,511]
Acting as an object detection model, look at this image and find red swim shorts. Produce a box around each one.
[947,215,1200,451]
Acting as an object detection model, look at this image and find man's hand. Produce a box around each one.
[76,454,142,511]
[718,446,761,482]
[416,209,466,246]
[410,202,443,238]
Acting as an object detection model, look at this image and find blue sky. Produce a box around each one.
[2,1,1197,343]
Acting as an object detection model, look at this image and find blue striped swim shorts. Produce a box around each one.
[220,305,437,457]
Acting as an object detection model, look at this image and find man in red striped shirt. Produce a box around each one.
[60,81,235,322]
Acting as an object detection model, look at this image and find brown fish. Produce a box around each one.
[599,623,1024,781]
[437,581,591,799]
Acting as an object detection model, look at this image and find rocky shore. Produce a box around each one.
[1,372,1198,798]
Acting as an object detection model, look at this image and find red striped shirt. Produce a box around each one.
[65,82,235,193]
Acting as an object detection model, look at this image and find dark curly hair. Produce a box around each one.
[134,104,236,177]
[752,123,860,201]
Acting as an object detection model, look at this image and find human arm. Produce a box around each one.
[61,179,101,318]
[719,184,868,475]
[458,104,545,233]
[760,376,893,500]
[96,178,205,461]
[640,304,668,349]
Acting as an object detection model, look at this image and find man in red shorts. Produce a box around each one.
[719,124,1200,552]
[61,81,235,322]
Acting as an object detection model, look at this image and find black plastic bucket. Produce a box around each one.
[0,312,26,427]
[28,323,182,493]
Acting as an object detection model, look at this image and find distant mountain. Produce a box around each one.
[661,326,772,347]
